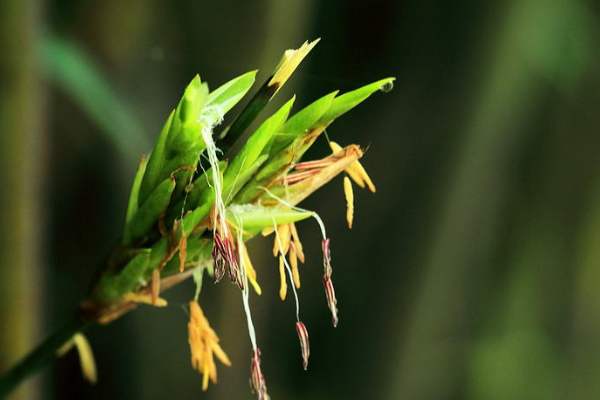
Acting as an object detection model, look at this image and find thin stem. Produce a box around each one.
[0,313,91,399]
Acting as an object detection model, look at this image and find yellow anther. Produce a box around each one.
[290,245,301,289]
[272,223,291,256]
[329,141,376,192]
[241,242,262,296]
[279,255,288,301]
[352,161,376,193]
[58,333,97,384]
[290,223,305,264]
[73,334,97,384]
[344,176,354,229]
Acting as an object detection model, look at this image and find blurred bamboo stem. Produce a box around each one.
[0,0,44,399]
[0,315,91,399]
[387,1,550,398]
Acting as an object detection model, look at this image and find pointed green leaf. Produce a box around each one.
[139,110,175,204]
[316,77,395,126]
[282,91,337,135]
[124,177,176,245]
[203,71,257,126]
[179,75,209,125]
[223,97,295,195]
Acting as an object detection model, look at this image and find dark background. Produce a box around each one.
[2,0,600,399]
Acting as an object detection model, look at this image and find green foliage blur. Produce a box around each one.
[1,0,600,399]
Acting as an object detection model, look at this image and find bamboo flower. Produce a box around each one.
[188,301,232,390]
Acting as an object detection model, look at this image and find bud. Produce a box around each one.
[295,322,310,370]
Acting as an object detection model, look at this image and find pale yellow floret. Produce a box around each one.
[344,176,354,229]
[279,255,288,301]
[241,242,262,295]
[188,301,231,391]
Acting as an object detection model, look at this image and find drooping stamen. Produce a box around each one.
[241,241,262,295]
[249,349,270,400]
[273,219,301,320]
[290,243,301,289]
[323,275,339,328]
[321,238,339,327]
[290,223,305,263]
[278,255,288,301]
[343,176,354,229]
[329,141,376,192]
[272,223,291,256]
[234,213,263,398]
[57,333,98,384]
[295,321,310,370]
[322,238,332,276]
[260,189,338,325]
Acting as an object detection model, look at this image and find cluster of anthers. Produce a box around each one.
[186,137,376,399]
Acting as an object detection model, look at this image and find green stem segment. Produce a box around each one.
[0,314,91,399]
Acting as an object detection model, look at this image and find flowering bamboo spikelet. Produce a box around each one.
[18,39,399,400]
[188,301,232,390]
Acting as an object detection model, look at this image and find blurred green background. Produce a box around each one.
[2,0,600,399]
